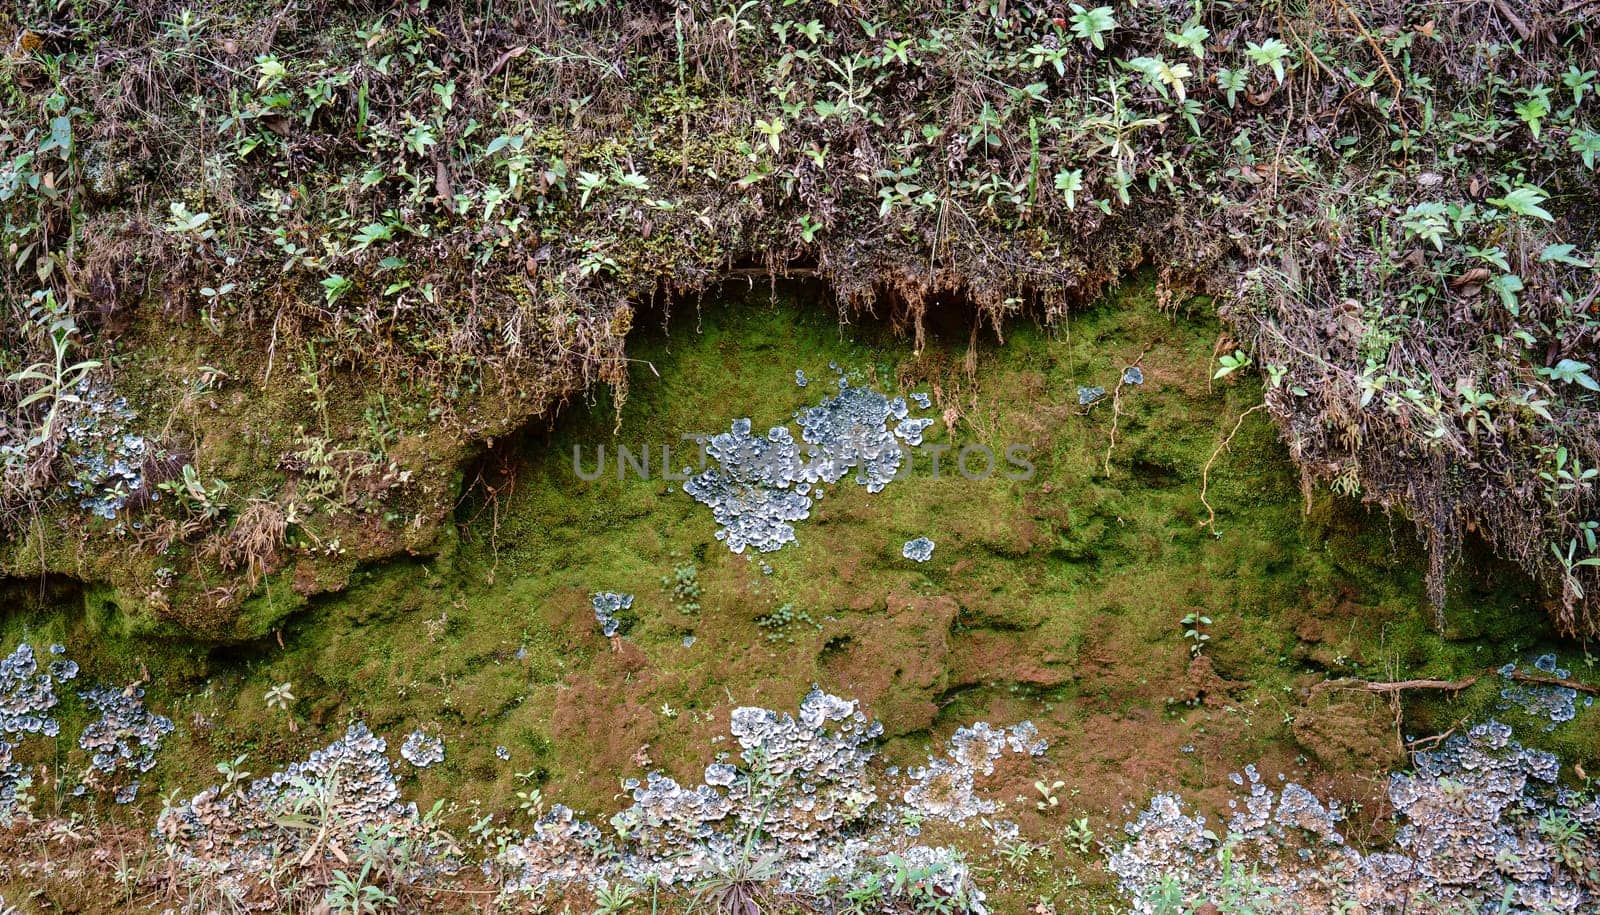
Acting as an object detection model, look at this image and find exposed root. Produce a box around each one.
[1198,403,1269,534]
[1102,339,1158,477]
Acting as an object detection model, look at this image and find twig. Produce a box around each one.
[1405,722,1462,753]
[1323,668,1598,696]
[1356,673,1482,694]
[1508,669,1600,695]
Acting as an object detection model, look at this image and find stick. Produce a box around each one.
[1325,668,1598,696]
[1357,673,1481,694]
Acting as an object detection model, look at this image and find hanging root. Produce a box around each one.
[1198,403,1269,534]
[1102,339,1158,477]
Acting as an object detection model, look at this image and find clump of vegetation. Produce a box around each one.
[662,559,702,613]
[755,601,821,644]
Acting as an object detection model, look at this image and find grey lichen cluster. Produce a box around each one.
[1498,654,1589,730]
[604,688,888,886]
[77,684,175,798]
[494,689,1044,911]
[684,420,812,553]
[684,379,935,553]
[1110,721,1599,913]
[0,643,66,810]
[400,730,445,768]
[902,536,935,562]
[58,383,153,521]
[2,642,173,810]
[591,591,633,638]
[899,720,1046,825]
[158,723,459,894]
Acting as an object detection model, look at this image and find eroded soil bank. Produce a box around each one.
[3,280,1594,910]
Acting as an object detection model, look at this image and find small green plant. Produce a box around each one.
[6,291,101,448]
[1053,168,1084,209]
[1181,612,1212,656]
[1214,350,1251,379]
[321,273,354,306]
[156,464,231,522]
[996,838,1035,866]
[326,862,396,914]
[592,880,638,915]
[1488,184,1555,222]
[1034,779,1065,811]
[514,784,545,820]
[753,117,785,153]
[264,682,297,733]
[663,560,702,612]
[1551,538,1600,600]
[1514,87,1552,139]
[164,201,214,240]
[216,753,252,791]
[1538,359,1599,392]
[1067,4,1117,50]
[841,871,886,914]
[688,842,779,915]
[1062,816,1094,854]
[299,343,332,437]
[1244,38,1292,83]
[884,852,975,914]
[1537,810,1596,874]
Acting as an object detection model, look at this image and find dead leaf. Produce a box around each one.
[488,45,528,77]
[1450,267,1490,287]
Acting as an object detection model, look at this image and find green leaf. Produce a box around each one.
[1164,23,1209,58]
[352,222,394,249]
[1068,4,1117,51]
[1539,243,1590,266]
[321,274,353,305]
[1214,350,1251,379]
[1488,185,1554,222]
[1514,92,1551,140]
[1245,39,1292,84]
[1486,274,1524,314]
[1053,168,1084,210]
[38,116,73,160]
[1569,129,1600,170]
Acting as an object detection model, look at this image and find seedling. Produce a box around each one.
[1182,612,1212,656]
[1035,779,1065,811]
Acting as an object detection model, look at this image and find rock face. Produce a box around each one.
[1291,690,1405,773]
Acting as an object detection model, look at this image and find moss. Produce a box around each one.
[0,277,1586,904]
